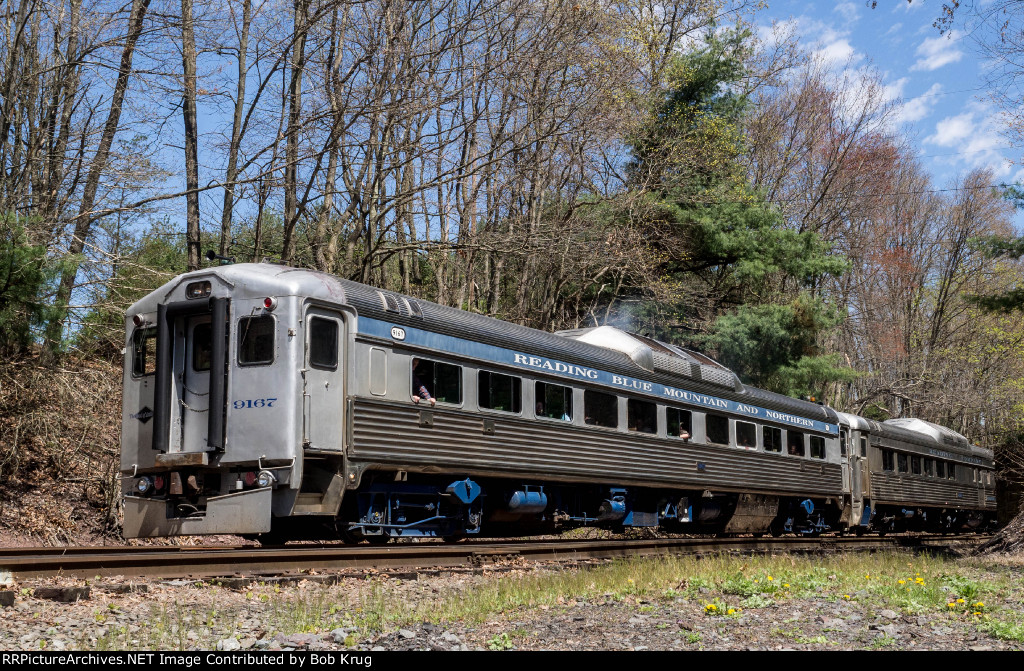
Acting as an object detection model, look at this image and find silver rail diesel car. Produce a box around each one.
[121,263,996,540]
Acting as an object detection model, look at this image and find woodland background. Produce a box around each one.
[3,0,1024,540]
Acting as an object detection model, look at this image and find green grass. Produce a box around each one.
[70,551,1024,650]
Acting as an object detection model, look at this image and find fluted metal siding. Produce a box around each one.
[870,424,992,465]
[870,473,995,510]
[350,398,843,496]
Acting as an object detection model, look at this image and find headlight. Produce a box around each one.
[135,476,153,494]
[256,470,276,488]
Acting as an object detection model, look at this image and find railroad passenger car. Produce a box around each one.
[120,262,995,540]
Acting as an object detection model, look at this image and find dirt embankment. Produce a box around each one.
[0,356,123,545]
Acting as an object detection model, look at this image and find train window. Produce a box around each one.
[706,413,729,445]
[911,456,921,475]
[536,381,572,421]
[479,370,521,413]
[627,398,656,434]
[412,358,462,404]
[309,317,339,369]
[809,435,826,459]
[840,432,847,457]
[897,453,908,473]
[860,436,867,457]
[132,327,157,377]
[935,460,945,478]
[238,315,275,365]
[924,459,934,477]
[787,431,805,457]
[882,450,895,472]
[192,323,212,371]
[947,463,956,480]
[584,390,618,428]
[667,407,692,439]
[764,426,782,452]
[736,421,757,448]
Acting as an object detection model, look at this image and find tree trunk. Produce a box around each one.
[181,0,201,271]
[44,0,152,357]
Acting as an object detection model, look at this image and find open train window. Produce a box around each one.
[238,315,275,365]
[132,327,157,377]
[627,398,656,434]
[706,413,729,445]
[479,370,521,413]
[192,322,212,371]
[924,459,934,477]
[764,426,782,452]
[412,358,462,404]
[787,431,805,457]
[667,407,692,439]
[736,421,757,448]
[536,381,572,421]
[308,317,339,369]
[584,390,618,428]
[882,450,895,472]
[897,453,908,473]
[809,435,826,459]
[911,456,921,475]
[947,463,956,480]
[935,460,945,478]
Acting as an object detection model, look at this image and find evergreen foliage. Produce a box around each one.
[622,28,852,396]
[968,231,1024,313]
[0,218,61,356]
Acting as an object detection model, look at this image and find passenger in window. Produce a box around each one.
[411,359,436,406]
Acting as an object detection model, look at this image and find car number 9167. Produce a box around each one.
[233,398,277,409]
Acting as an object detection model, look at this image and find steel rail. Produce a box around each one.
[0,534,988,581]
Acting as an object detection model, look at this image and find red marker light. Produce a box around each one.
[263,297,278,311]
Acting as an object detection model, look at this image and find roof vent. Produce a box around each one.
[564,326,655,371]
[378,291,401,313]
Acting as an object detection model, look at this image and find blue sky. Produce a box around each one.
[756,0,1022,196]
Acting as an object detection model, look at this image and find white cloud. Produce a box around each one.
[911,31,964,71]
[898,83,943,123]
[928,112,974,146]
[834,2,859,24]
[925,102,1016,178]
[815,38,857,65]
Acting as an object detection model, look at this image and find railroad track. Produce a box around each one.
[0,534,989,581]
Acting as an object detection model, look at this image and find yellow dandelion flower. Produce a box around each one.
[767,576,773,581]
[975,602,984,608]
[843,594,851,599]
[897,580,906,585]
[948,603,956,609]
[973,612,982,616]
[783,583,790,588]
[957,598,965,604]
[727,609,735,615]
